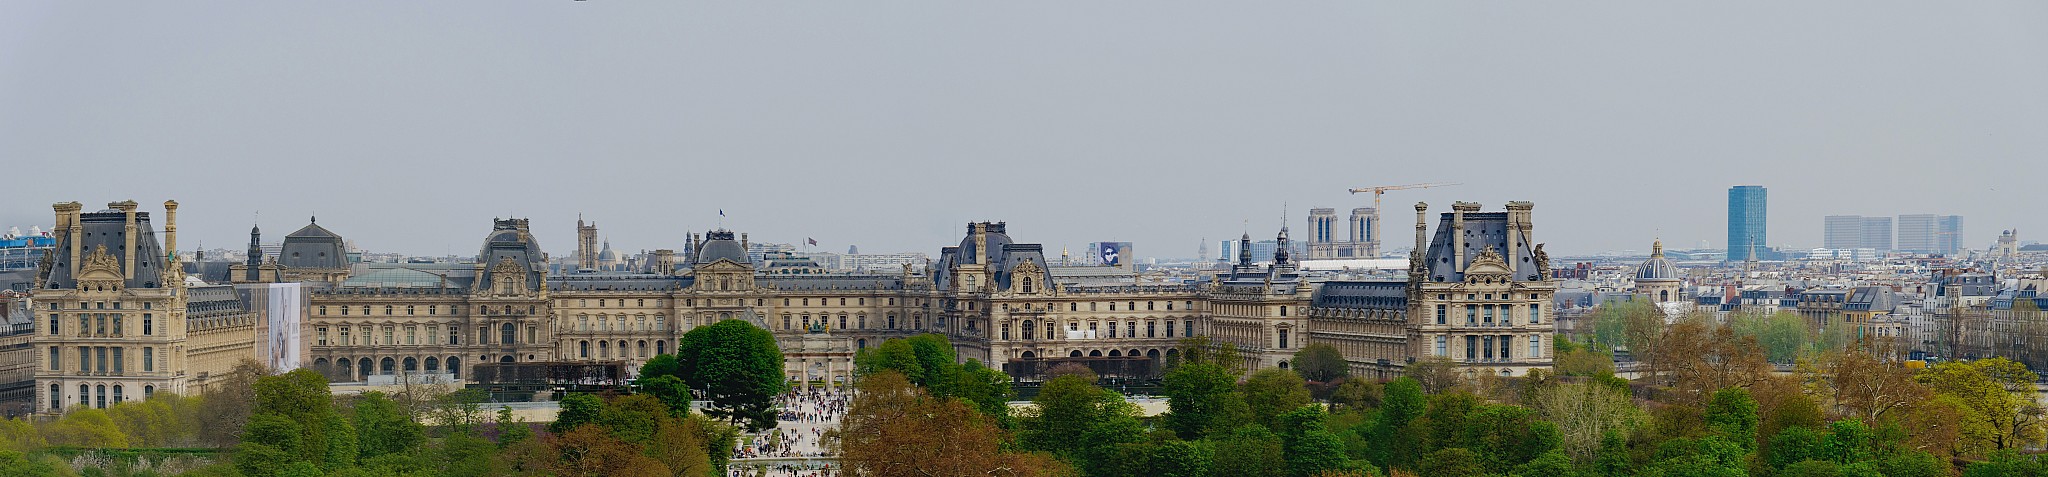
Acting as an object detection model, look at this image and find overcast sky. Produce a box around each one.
[3,2,2043,259]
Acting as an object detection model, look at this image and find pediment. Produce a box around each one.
[1463,246,1513,281]
[698,260,751,271]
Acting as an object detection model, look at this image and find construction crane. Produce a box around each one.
[1347,182,1461,212]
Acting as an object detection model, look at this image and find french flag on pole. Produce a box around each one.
[807,238,817,246]
[718,209,725,217]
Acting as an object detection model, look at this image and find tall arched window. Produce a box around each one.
[447,357,461,380]
[580,341,591,358]
[500,323,516,345]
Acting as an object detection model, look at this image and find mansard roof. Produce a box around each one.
[39,210,171,290]
[1420,211,1541,283]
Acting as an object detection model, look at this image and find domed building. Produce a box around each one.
[595,240,624,272]
[1633,239,1683,304]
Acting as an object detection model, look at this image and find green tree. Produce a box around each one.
[1292,344,1349,383]
[1766,426,1825,471]
[245,369,357,472]
[1964,450,2048,477]
[677,319,788,432]
[431,387,489,436]
[906,334,962,392]
[639,374,693,418]
[1115,438,1215,477]
[1513,450,1578,477]
[0,419,42,453]
[1458,404,1561,474]
[1276,407,1352,477]
[951,359,1015,425]
[352,391,425,460]
[1364,378,1426,470]
[1779,460,1844,477]
[595,394,668,445]
[1727,312,1812,363]
[42,409,128,448]
[1918,357,2047,452]
[1421,391,1480,451]
[1213,424,1287,477]
[1162,361,1246,439]
[854,338,923,382]
[1553,338,1617,377]
[1328,378,1381,411]
[1703,388,1759,450]
[1178,335,1246,374]
[1017,375,1143,474]
[0,450,67,477]
[1242,368,1312,430]
[550,393,603,434]
[640,354,681,380]
[495,406,532,448]
[1534,381,1642,461]
[1417,447,1484,477]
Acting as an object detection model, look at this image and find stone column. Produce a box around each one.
[114,200,139,280]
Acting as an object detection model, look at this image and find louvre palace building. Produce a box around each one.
[23,199,1557,413]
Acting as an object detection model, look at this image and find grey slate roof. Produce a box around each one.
[281,219,348,269]
[1421,211,1540,283]
[39,210,172,290]
[694,230,749,266]
[764,275,905,291]
[548,275,691,292]
[1311,280,1409,310]
[475,219,547,292]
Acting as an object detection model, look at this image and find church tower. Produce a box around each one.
[576,215,598,271]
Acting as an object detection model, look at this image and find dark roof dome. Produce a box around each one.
[281,217,347,269]
[695,230,749,266]
[1635,240,1680,281]
[287,217,341,239]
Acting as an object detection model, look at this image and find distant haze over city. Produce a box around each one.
[3,2,2042,257]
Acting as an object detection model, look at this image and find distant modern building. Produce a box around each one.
[1727,186,1767,262]
[1897,214,1964,255]
[1087,242,1134,267]
[1823,215,1892,251]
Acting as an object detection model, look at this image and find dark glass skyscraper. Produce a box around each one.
[1727,185,1767,262]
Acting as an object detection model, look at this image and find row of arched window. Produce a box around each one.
[313,356,464,380]
[48,382,151,411]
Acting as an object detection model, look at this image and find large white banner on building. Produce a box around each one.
[266,283,303,371]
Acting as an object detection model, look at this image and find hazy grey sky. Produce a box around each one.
[4,2,2043,258]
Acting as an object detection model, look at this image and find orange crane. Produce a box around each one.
[1347,182,1461,212]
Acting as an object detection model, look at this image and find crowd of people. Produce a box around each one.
[731,389,851,463]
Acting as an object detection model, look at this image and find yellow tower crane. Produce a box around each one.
[1346,182,1462,212]
[1345,183,1460,256]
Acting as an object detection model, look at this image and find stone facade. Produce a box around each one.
[30,200,266,416]
[1306,202,1559,379]
[19,201,1548,405]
